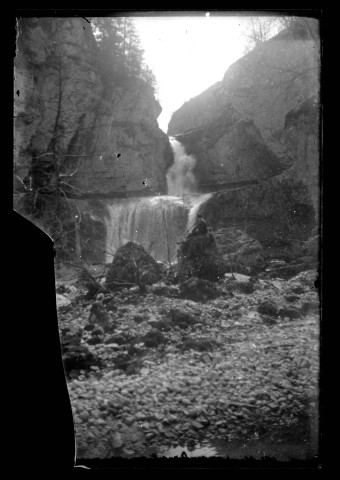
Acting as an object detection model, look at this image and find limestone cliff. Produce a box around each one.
[168,20,320,211]
[14,18,172,202]
[175,104,286,189]
[167,20,320,261]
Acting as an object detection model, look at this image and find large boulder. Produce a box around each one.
[177,232,226,282]
[214,227,265,274]
[105,242,161,288]
[201,177,316,259]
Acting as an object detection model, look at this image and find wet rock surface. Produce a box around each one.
[57,266,320,460]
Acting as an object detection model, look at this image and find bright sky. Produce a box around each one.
[132,14,250,132]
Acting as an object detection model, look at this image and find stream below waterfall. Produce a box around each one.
[104,137,212,263]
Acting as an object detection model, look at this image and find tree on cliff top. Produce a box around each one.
[90,17,157,91]
[242,16,319,54]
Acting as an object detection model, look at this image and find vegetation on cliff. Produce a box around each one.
[90,17,157,92]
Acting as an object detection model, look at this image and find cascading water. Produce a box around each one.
[166,138,198,196]
[104,195,188,264]
[104,137,212,263]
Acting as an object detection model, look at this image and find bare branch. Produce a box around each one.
[59,181,82,192]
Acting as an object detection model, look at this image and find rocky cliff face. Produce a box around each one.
[168,20,320,257]
[73,84,173,197]
[175,104,286,188]
[168,20,320,211]
[279,96,320,219]
[14,18,172,200]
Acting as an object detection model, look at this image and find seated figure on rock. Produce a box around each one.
[187,214,208,238]
[182,214,214,258]
[177,214,225,282]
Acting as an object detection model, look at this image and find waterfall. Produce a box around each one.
[104,196,188,263]
[166,137,197,196]
[104,137,212,264]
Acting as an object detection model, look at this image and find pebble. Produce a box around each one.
[62,271,318,458]
[79,411,90,421]
[187,376,202,386]
[112,432,124,448]
[124,416,134,425]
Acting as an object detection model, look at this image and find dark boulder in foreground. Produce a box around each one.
[89,302,111,325]
[257,300,280,318]
[169,308,198,329]
[105,242,161,289]
[179,277,220,302]
[60,330,102,375]
[143,330,167,348]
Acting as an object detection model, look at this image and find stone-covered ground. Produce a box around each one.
[56,267,319,460]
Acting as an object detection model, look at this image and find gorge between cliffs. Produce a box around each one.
[14,16,321,467]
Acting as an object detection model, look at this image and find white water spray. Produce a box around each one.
[104,196,187,263]
[166,137,212,233]
[166,137,197,196]
[104,137,212,263]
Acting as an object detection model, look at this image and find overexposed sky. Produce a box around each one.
[132,14,250,132]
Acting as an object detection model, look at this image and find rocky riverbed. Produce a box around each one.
[57,266,319,460]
